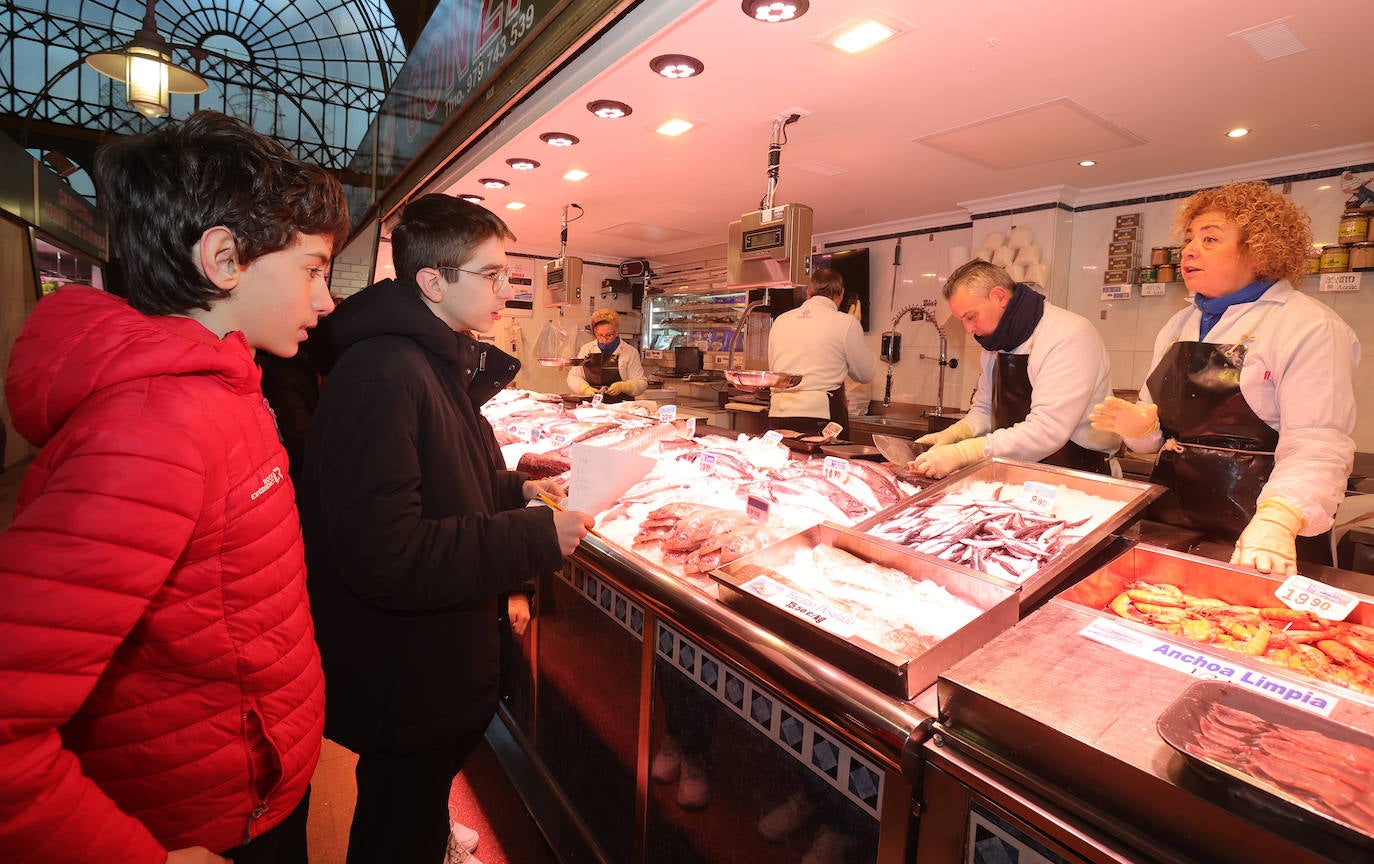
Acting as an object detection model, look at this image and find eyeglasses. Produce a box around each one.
[436,265,511,293]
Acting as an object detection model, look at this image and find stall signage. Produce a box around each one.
[1318,272,1361,293]
[762,430,784,446]
[1139,282,1167,297]
[1078,618,1339,716]
[1275,575,1358,621]
[1100,284,1132,301]
[684,417,696,438]
[658,405,677,423]
[740,574,860,638]
[36,170,107,260]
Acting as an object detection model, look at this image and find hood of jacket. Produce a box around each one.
[318,279,520,406]
[6,286,260,447]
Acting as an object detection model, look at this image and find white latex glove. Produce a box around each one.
[1232,498,1305,576]
[916,420,974,449]
[908,437,986,479]
[1089,396,1159,438]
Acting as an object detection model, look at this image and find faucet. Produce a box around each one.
[882,304,956,412]
[724,295,773,379]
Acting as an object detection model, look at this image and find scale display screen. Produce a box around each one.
[742,226,784,253]
[547,268,564,286]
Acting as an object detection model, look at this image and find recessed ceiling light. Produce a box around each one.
[458,194,484,203]
[1078,159,1097,167]
[742,0,809,23]
[1226,127,1251,138]
[830,18,896,53]
[539,132,580,147]
[1317,184,1332,191]
[505,202,526,210]
[506,158,539,170]
[587,100,632,119]
[479,177,508,189]
[656,118,694,137]
[563,169,589,181]
[649,54,704,79]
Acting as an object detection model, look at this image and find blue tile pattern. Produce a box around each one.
[654,622,883,820]
[561,564,645,643]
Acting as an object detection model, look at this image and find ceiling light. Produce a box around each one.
[505,202,526,210]
[587,100,632,119]
[656,118,694,137]
[1226,127,1251,138]
[742,0,809,23]
[1317,185,1332,191]
[458,194,485,203]
[479,177,509,188]
[830,19,896,53]
[563,169,589,181]
[1078,159,1096,167]
[539,132,580,147]
[649,54,704,79]
[85,0,208,118]
[506,158,539,170]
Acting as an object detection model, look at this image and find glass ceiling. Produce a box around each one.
[1,0,407,198]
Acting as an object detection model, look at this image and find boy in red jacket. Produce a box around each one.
[0,111,348,864]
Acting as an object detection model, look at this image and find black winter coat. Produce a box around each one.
[300,279,562,752]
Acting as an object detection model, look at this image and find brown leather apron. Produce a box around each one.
[992,353,1111,475]
[580,351,627,403]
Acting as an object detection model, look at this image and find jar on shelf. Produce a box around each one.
[1339,210,1370,245]
[1319,244,1351,273]
[1303,253,1322,276]
[1156,264,1176,282]
[1138,266,1157,283]
[1169,246,1182,264]
[1350,242,1374,271]
[1149,247,1170,266]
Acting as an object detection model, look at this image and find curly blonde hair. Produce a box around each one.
[1173,181,1312,286]
[590,307,620,332]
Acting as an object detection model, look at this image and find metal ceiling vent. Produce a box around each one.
[1230,17,1307,63]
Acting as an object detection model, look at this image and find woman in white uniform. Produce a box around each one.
[1091,181,1360,574]
[567,307,647,403]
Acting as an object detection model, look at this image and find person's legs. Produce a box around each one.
[221,786,311,864]
[345,730,485,864]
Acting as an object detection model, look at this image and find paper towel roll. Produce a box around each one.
[1013,243,1041,266]
[1028,263,1050,286]
[990,246,1015,268]
[975,247,994,262]
[948,246,971,273]
[1008,264,1027,282]
[1008,226,1033,250]
[981,232,1006,250]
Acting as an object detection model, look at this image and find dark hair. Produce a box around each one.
[92,110,350,316]
[942,259,1016,299]
[391,194,517,286]
[809,267,845,301]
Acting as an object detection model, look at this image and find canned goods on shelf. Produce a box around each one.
[1169,246,1182,264]
[1156,264,1176,282]
[1350,242,1374,271]
[1319,244,1351,273]
[1339,210,1370,245]
[1149,247,1170,266]
[1138,266,1157,283]
[1303,253,1322,276]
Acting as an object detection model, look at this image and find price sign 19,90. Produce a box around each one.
[1275,574,1359,621]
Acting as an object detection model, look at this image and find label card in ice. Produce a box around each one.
[508,423,529,441]
[659,404,677,423]
[821,422,843,440]
[552,434,569,447]
[591,393,604,408]
[762,429,785,446]
[739,574,861,638]
[529,425,544,442]
[1275,575,1358,621]
[698,452,717,475]
[746,495,770,523]
[822,456,848,480]
[1019,481,1058,512]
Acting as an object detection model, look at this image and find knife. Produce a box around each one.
[871,433,923,466]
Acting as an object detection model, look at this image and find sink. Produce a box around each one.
[851,415,922,429]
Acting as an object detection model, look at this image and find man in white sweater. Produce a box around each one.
[909,261,1119,478]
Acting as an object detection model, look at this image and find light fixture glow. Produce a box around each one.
[1226,127,1251,138]
[1078,159,1097,167]
[1317,185,1332,191]
[656,118,694,137]
[831,19,896,53]
[587,100,633,119]
[563,169,589,181]
[649,54,704,79]
[479,178,509,189]
[539,132,580,147]
[742,0,809,23]
[505,158,540,170]
[84,0,207,118]
[458,194,485,203]
[505,202,526,210]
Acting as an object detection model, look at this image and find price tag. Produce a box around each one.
[507,423,527,441]
[746,494,770,523]
[591,393,604,408]
[1139,282,1166,297]
[1275,575,1358,621]
[698,452,718,475]
[684,417,697,437]
[822,455,848,481]
[658,404,677,423]
[530,425,545,442]
[1020,480,1058,512]
[552,434,569,447]
[762,429,784,446]
[821,422,843,440]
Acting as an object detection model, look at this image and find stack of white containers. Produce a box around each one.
[975,226,1049,287]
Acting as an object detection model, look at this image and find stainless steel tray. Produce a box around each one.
[1158,680,1374,849]
[711,522,1018,699]
[854,457,1163,611]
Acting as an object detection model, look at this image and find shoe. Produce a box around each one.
[757,789,814,841]
[444,826,485,864]
[800,826,852,864]
[449,821,479,854]
[676,754,710,809]
[650,735,682,784]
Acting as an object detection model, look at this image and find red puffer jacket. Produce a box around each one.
[0,287,324,862]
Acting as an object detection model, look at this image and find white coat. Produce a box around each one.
[566,339,647,395]
[767,295,876,420]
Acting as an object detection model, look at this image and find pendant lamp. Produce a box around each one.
[85,0,207,118]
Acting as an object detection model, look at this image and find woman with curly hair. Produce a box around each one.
[1091,180,1360,574]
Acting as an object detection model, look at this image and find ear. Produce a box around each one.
[194,226,240,290]
[416,267,444,303]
